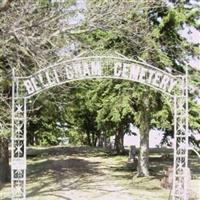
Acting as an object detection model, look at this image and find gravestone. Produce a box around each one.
[161,166,191,198]
[128,145,136,162]
[127,145,138,170]
[161,166,173,189]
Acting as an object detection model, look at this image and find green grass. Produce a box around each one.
[0,147,199,200]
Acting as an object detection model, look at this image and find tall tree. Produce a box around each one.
[79,0,200,176]
[0,0,79,181]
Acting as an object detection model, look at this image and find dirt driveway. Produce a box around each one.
[1,147,199,200]
[26,147,170,200]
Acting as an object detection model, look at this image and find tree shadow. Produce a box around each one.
[27,146,107,158]
[28,158,101,176]
[27,156,103,199]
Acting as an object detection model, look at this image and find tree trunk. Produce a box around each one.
[91,132,97,147]
[86,132,91,146]
[96,132,102,147]
[27,130,35,146]
[137,97,150,177]
[115,126,125,154]
[0,137,10,183]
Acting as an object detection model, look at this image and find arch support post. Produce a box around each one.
[172,75,189,200]
[11,70,27,200]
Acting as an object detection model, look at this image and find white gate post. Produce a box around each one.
[11,69,27,199]
[172,73,189,200]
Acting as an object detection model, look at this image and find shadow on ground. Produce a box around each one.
[26,148,106,199]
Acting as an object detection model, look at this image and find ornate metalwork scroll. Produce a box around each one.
[11,56,189,200]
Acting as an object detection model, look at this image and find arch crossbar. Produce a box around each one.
[11,56,189,200]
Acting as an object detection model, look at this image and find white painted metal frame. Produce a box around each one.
[11,69,27,199]
[11,56,189,200]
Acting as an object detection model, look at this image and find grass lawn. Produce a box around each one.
[0,146,199,200]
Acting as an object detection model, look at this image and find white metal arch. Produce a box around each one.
[11,56,189,200]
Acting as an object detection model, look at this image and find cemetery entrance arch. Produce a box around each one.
[11,56,189,200]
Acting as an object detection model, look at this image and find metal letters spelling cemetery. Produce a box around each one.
[23,58,177,96]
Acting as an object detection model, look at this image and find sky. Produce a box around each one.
[179,25,200,70]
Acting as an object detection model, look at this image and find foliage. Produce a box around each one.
[0,0,79,140]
